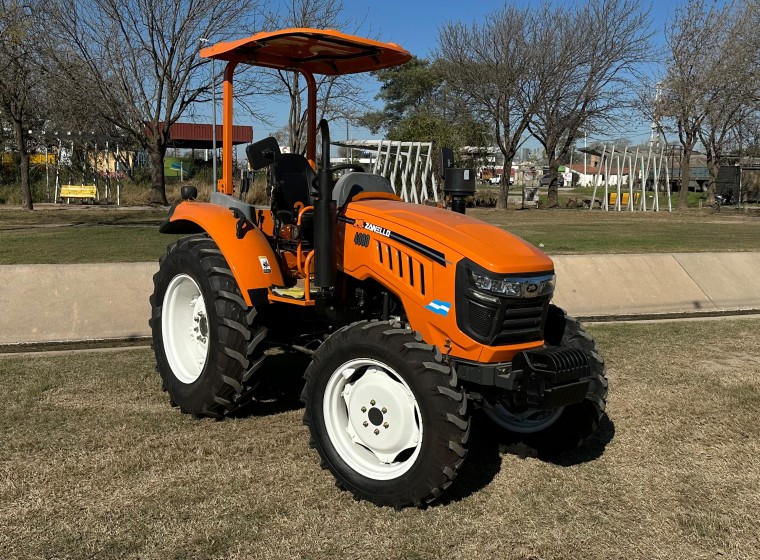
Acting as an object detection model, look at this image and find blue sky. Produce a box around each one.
[242,0,685,147]
[345,0,675,61]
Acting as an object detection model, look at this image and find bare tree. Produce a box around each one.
[260,0,370,154]
[50,0,259,204]
[438,5,535,209]
[696,3,760,205]
[656,0,739,208]
[0,0,46,210]
[529,0,652,207]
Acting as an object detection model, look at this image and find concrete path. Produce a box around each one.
[552,253,760,316]
[2,252,759,345]
[1,263,156,345]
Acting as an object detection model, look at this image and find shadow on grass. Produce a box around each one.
[439,413,615,505]
[546,414,616,467]
[496,413,616,466]
[232,350,310,418]
[437,414,505,505]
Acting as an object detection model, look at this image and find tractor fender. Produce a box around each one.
[160,201,283,306]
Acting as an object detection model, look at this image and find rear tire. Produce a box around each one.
[150,235,268,418]
[483,304,608,455]
[302,320,470,508]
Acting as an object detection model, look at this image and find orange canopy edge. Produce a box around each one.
[200,28,411,75]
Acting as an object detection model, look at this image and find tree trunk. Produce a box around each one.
[678,145,692,209]
[497,182,508,209]
[704,149,719,207]
[677,130,699,210]
[289,72,302,154]
[149,141,168,205]
[546,156,560,208]
[12,118,33,210]
[497,157,513,209]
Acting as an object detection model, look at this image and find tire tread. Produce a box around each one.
[302,320,470,508]
[150,235,268,418]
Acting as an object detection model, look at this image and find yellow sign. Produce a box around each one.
[60,185,97,198]
[1,153,56,165]
[30,154,56,165]
[608,192,640,206]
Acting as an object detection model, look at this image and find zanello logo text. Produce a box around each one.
[364,222,391,237]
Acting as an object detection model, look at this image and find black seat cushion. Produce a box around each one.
[332,172,395,207]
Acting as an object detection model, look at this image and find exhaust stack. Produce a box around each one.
[314,119,336,289]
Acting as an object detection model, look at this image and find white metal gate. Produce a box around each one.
[332,140,438,203]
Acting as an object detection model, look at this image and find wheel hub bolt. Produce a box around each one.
[374,429,380,435]
[361,406,367,413]
[363,421,369,427]
[381,407,387,413]
[383,422,389,429]
[370,399,376,406]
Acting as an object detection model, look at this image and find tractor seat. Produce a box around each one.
[272,153,317,224]
[332,172,396,207]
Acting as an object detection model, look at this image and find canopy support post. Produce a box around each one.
[221,60,238,195]
[304,71,317,170]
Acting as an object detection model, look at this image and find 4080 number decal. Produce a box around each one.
[353,232,370,247]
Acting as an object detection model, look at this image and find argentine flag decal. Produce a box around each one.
[424,300,451,316]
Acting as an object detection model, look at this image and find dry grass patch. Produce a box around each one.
[1,319,759,559]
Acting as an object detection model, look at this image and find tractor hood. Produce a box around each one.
[345,200,553,274]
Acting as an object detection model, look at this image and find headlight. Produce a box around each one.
[470,270,555,299]
[471,272,523,297]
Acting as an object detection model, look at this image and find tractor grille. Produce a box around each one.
[459,294,549,346]
[492,299,549,345]
[467,300,497,338]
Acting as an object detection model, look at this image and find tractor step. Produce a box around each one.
[269,281,317,306]
[271,285,313,299]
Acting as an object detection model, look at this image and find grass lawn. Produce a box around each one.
[0,206,179,264]
[1,318,758,559]
[469,207,760,254]
[0,225,180,265]
[1,204,759,264]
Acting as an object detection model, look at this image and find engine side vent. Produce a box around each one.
[375,240,426,296]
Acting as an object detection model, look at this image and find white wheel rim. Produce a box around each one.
[162,274,209,384]
[323,358,423,481]
[483,402,565,434]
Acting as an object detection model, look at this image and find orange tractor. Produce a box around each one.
[150,29,607,508]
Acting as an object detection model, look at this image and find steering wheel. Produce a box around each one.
[329,163,365,173]
[311,163,366,193]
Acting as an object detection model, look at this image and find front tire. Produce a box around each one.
[302,321,470,508]
[150,235,268,418]
[483,305,608,454]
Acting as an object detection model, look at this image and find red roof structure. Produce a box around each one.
[146,122,253,149]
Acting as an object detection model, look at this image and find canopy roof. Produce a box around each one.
[200,28,411,75]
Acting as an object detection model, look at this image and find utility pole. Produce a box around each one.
[200,38,217,189]
[346,119,352,164]
[584,132,587,186]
